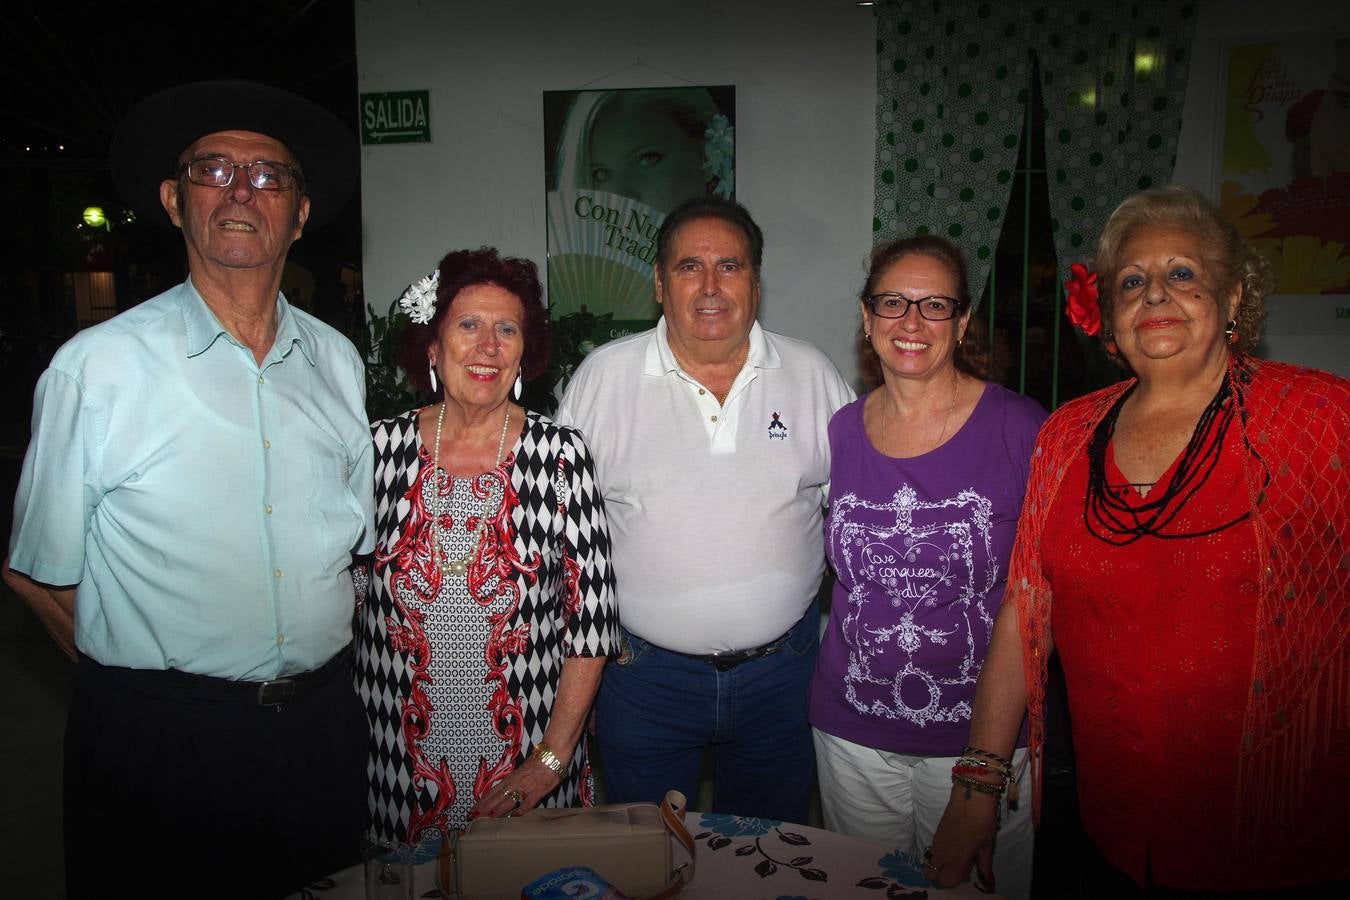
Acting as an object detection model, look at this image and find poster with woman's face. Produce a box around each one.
[1217,36,1350,334]
[544,86,735,345]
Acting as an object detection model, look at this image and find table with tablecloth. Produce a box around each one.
[291,810,999,899]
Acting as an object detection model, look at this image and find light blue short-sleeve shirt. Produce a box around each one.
[8,280,375,679]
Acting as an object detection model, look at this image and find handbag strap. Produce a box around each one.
[645,790,695,900]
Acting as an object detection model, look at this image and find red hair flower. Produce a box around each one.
[1064,263,1101,336]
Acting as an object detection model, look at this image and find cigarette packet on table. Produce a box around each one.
[520,865,631,899]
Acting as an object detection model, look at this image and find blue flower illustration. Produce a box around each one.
[698,812,777,837]
[878,849,930,885]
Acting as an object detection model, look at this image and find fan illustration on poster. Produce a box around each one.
[1217,36,1350,333]
[544,86,735,346]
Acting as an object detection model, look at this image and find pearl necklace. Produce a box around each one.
[430,402,511,577]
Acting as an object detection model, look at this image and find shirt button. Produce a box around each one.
[710,415,718,423]
[263,438,271,449]
[258,375,265,385]
[264,504,273,515]
[698,388,706,396]
[276,634,285,646]
[273,568,283,579]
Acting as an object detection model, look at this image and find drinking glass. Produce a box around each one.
[362,839,413,900]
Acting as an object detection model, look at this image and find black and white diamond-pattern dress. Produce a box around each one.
[355,409,618,850]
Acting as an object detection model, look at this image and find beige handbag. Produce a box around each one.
[446,790,695,900]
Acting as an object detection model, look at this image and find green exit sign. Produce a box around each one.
[360,91,431,144]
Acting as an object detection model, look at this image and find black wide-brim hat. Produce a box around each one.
[111,79,358,230]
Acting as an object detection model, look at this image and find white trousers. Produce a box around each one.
[813,728,1034,900]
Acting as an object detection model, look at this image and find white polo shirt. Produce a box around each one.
[556,319,854,654]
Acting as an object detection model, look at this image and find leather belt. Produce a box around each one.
[80,644,352,709]
[679,630,793,671]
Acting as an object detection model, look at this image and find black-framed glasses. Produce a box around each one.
[864,292,962,321]
[179,156,303,191]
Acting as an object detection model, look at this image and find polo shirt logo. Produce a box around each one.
[768,412,789,440]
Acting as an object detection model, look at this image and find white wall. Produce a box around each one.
[357,0,1348,381]
[355,0,877,382]
[1174,0,1350,375]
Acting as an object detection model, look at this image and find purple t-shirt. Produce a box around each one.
[808,382,1046,756]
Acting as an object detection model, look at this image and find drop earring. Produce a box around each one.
[429,361,439,394]
[513,372,523,400]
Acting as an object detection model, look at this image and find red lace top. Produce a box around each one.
[1046,409,1274,888]
[1014,357,1350,891]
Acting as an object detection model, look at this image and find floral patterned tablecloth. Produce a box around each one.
[293,811,999,900]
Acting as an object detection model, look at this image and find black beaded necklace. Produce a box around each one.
[1084,377,1251,544]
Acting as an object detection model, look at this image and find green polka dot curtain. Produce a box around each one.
[873,1,1196,297]
[873,0,1030,296]
[1033,3,1196,270]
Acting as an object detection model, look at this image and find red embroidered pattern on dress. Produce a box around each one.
[375,446,540,842]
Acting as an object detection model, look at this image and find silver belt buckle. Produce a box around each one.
[257,678,296,706]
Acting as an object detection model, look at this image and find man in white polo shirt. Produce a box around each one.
[557,197,853,821]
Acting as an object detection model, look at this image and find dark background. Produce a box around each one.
[0,0,362,447]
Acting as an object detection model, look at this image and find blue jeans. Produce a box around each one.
[594,607,819,822]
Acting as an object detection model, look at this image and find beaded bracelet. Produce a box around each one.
[962,746,1012,768]
[953,763,1007,784]
[952,773,1005,797]
[952,773,1006,827]
[955,755,1012,779]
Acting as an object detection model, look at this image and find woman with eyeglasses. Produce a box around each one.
[807,235,1045,900]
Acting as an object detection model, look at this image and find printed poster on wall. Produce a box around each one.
[544,86,735,345]
[1216,36,1350,333]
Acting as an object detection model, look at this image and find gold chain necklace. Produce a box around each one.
[671,340,750,405]
[881,374,961,457]
[430,402,511,577]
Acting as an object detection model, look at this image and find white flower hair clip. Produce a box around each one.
[398,272,439,325]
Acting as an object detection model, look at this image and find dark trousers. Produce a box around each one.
[63,651,368,899]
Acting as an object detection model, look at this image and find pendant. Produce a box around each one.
[434,522,484,578]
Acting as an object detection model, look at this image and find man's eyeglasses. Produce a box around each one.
[179,156,303,192]
[864,292,962,321]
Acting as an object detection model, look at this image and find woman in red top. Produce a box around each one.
[928,186,1349,897]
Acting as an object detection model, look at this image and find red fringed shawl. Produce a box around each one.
[1014,354,1349,847]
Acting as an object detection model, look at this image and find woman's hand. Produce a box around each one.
[923,599,1030,889]
[468,755,563,820]
[469,658,605,819]
[926,787,999,891]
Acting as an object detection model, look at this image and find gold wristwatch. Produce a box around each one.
[531,742,564,775]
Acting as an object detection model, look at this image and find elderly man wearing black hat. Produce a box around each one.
[4,81,373,897]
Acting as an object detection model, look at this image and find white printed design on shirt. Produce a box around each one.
[829,484,997,726]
